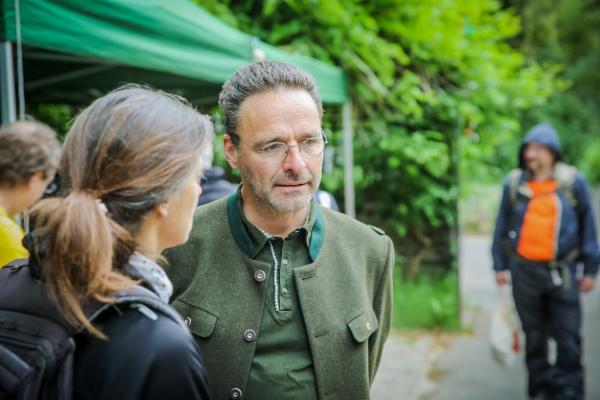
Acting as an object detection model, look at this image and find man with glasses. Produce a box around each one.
[166,61,394,400]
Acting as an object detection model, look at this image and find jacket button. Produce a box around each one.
[509,230,517,239]
[184,317,192,326]
[243,329,256,342]
[254,270,266,282]
[230,388,243,399]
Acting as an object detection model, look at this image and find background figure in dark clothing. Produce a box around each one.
[199,166,237,205]
[491,123,599,400]
[315,189,339,211]
[198,137,237,205]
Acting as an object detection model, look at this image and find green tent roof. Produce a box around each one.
[0,0,347,105]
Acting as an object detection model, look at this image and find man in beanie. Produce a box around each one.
[491,123,600,400]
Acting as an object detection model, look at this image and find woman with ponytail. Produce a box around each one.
[2,86,213,399]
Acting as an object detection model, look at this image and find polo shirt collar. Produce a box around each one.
[226,187,324,261]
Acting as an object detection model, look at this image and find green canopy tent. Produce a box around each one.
[0,0,356,215]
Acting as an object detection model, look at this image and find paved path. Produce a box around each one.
[371,235,600,400]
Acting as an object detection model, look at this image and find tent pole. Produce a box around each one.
[342,102,355,218]
[0,41,16,124]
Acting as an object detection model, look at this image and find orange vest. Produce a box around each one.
[516,180,559,261]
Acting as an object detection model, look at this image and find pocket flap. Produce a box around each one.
[347,309,379,343]
[171,299,217,338]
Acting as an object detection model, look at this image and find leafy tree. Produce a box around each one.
[504,0,600,180]
[197,0,560,278]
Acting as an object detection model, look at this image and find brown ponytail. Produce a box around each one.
[31,193,134,338]
[30,85,213,338]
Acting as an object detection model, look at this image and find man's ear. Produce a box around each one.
[26,171,46,188]
[223,134,239,169]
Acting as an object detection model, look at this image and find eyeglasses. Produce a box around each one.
[235,130,328,164]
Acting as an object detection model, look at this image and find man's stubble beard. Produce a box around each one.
[239,162,319,214]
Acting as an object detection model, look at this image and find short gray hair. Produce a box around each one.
[218,61,323,146]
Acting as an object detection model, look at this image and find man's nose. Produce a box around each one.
[282,144,307,173]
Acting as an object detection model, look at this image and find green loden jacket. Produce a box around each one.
[164,195,394,400]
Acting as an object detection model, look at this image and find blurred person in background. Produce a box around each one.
[315,189,339,211]
[492,123,600,400]
[0,121,61,268]
[198,134,237,205]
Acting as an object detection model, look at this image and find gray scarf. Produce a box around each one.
[126,252,173,303]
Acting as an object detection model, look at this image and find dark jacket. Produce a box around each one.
[198,166,237,205]
[16,235,210,400]
[165,195,394,400]
[492,124,600,276]
[73,302,210,400]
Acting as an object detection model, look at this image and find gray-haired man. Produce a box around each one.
[166,61,394,400]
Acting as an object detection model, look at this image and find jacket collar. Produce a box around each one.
[226,189,324,261]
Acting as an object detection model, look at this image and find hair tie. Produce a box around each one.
[96,199,108,214]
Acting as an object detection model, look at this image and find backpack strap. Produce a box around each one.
[0,344,34,394]
[2,258,29,270]
[2,262,185,332]
[85,285,186,329]
[508,169,524,205]
[553,162,578,208]
[508,164,578,208]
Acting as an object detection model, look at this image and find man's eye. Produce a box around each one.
[302,138,323,149]
[260,143,284,153]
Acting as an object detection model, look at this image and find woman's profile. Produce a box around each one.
[0,85,213,399]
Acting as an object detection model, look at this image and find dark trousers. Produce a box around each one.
[511,262,583,399]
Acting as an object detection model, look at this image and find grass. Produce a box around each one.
[392,268,461,331]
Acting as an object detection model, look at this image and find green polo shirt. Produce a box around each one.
[234,192,319,400]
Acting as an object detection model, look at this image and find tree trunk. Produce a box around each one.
[403,226,433,281]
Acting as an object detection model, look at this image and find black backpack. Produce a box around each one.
[0,259,184,400]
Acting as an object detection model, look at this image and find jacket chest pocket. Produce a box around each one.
[346,308,378,343]
[171,299,217,338]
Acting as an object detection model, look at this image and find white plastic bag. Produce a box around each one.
[490,285,522,367]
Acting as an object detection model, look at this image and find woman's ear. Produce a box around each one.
[156,202,169,218]
[223,134,239,169]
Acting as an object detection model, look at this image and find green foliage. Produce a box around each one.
[392,264,460,330]
[28,104,74,141]
[506,0,600,182]
[196,0,560,266]
[581,137,600,185]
